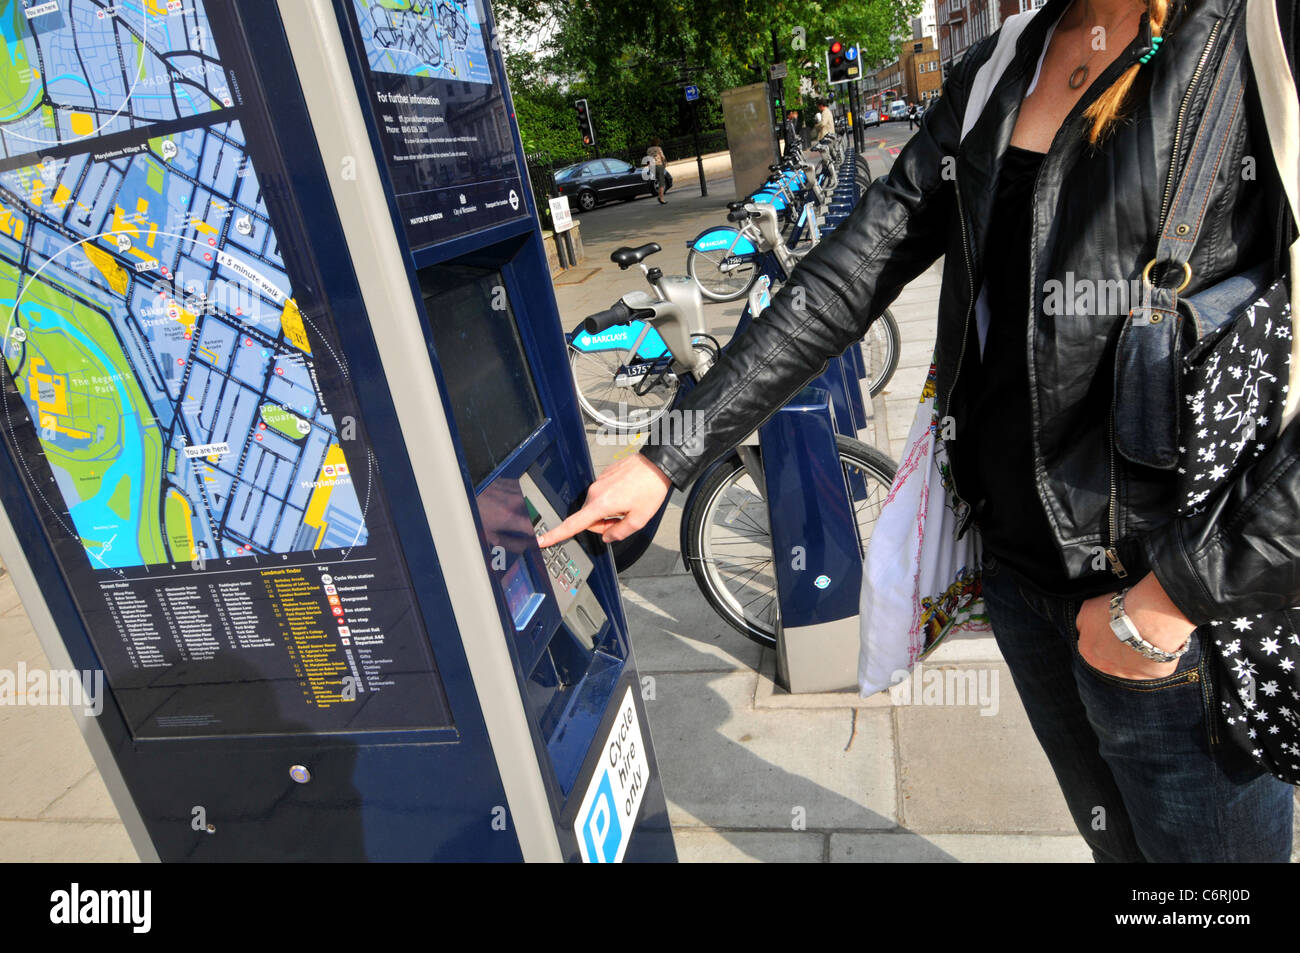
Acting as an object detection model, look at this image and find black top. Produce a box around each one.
[954,144,1114,598]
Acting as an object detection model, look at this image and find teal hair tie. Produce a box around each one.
[1139,34,1165,65]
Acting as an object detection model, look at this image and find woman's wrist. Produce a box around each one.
[1123,572,1197,654]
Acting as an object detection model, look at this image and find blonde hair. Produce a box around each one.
[1081,0,1169,144]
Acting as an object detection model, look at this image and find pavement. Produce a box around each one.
[0,129,1295,863]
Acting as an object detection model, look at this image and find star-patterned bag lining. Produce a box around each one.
[1206,610,1300,783]
[1171,266,1297,784]
[1177,273,1291,518]
[1178,276,1296,783]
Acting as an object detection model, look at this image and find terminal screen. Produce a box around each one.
[418,264,544,485]
[0,1,453,739]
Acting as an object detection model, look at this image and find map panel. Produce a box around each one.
[0,0,452,738]
[1,121,370,571]
[1,0,233,158]
[351,0,491,84]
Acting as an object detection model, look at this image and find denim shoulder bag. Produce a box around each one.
[1116,0,1300,782]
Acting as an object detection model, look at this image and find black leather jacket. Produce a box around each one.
[642,0,1300,625]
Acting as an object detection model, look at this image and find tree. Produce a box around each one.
[495,0,922,153]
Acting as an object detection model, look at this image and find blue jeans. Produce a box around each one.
[981,553,1294,862]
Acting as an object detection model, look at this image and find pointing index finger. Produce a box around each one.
[536,504,615,548]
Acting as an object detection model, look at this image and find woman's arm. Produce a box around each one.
[1144,419,1300,624]
[640,40,993,490]
[539,34,1000,548]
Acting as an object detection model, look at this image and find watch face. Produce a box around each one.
[1110,616,1138,642]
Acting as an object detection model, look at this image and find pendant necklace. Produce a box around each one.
[1067,2,1143,89]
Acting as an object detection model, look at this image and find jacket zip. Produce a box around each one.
[1102,18,1224,576]
[946,181,979,534]
[1105,412,1128,577]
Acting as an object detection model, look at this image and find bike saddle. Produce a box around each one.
[609,243,662,269]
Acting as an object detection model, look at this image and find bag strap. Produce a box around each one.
[1245,0,1300,424]
[1144,0,1249,294]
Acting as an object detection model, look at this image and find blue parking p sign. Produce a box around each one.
[581,772,622,863]
[575,687,650,863]
[684,85,700,102]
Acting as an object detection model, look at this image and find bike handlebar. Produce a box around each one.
[584,299,657,334]
[583,300,635,334]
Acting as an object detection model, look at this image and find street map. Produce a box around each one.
[1,0,371,573]
[351,0,492,84]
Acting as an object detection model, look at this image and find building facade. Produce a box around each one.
[872,58,904,108]
[901,34,943,105]
[938,0,1048,77]
[911,0,939,43]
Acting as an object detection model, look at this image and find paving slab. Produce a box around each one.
[0,573,22,618]
[0,820,137,863]
[894,662,1079,833]
[924,632,1005,663]
[830,831,1093,862]
[0,701,99,819]
[621,574,762,674]
[673,829,826,863]
[646,671,898,832]
[0,608,47,667]
[40,769,121,822]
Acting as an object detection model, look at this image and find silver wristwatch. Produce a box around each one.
[1108,589,1190,663]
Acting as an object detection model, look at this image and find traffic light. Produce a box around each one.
[827,39,860,85]
[575,99,595,147]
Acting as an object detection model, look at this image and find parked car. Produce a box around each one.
[887,100,908,121]
[862,108,881,128]
[553,158,672,212]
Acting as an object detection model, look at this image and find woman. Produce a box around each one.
[646,138,667,205]
[541,0,1298,861]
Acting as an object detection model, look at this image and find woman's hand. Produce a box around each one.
[1074,573,1197,680]
[536,454,672,547]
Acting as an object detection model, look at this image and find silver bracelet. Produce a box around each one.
[1108,588,1191,663]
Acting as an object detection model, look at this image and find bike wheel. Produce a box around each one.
[569,344,678,434]
[683,435,897,648]
[687,231,759,302]
[863,308,901,397]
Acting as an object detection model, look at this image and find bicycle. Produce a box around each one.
[683,156,837,304]
[682,198,902,398]
[578,245,898,648]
